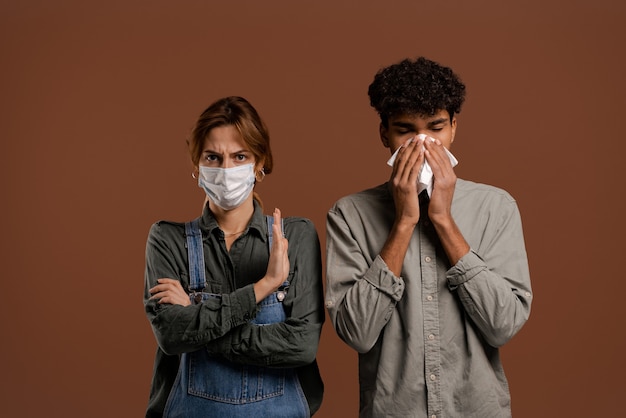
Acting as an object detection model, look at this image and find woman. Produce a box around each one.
[144,96,324,417]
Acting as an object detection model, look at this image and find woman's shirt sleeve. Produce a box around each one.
[144,222,259,356]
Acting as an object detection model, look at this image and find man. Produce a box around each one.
[325,57,532,418]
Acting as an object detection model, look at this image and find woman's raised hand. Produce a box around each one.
[254,208,289,303]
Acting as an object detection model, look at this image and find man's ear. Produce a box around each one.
[450,117,457,144]
[380,123,390,148]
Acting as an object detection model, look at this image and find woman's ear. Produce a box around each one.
[255,168,266,183]
[255,159,266,182]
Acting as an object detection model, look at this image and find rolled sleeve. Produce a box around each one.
[446,250,487,290]
[363,255,405,302]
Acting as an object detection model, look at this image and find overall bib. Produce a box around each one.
[163,216,310,418]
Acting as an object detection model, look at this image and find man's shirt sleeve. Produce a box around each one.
[446,198,532,347]
[325,205,405,354]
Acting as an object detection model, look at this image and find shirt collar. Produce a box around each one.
[199,200,267,242]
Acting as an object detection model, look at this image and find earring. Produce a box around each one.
[191,172,197,179]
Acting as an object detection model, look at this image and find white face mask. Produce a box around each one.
[198,163,256,210]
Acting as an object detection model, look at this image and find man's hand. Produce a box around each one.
[424,138,456,222]
[149,278,192,306]
[389,137,425,226]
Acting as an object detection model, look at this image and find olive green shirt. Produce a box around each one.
[325,179,532,418]
[144,202,324,417]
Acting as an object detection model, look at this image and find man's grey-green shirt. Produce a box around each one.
[325,179,532,418]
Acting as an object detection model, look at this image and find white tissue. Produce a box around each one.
[386,134,458,196]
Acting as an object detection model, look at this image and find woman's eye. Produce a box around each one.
[235,154,247,161]
[205,154,219,161]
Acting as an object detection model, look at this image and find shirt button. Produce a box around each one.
[525,292,531,297]
[428,334,435,340]
[426,295,433,301]
[429,374,436,381]
[325,300,334,308]
[425,256,432,262]
[431,415,437,418]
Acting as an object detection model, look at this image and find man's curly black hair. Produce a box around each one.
[368,57,466,127]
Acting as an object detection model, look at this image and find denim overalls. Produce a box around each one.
[163,216,310,418]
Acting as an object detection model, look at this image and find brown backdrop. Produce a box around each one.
[1,1,624,416]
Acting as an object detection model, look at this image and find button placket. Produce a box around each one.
[419,218,442,418]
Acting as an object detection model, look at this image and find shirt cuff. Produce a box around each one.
[363,255,405,301]
[227,284,258,325]
[446,249,488,290]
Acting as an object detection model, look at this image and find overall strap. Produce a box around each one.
[185,217,206,292]
[265,215,284,250]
